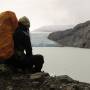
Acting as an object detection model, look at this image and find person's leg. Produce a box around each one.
[21,56,33,73]
[0,60,5,64]
[5,55,19,72]
[5,54,28,73]
[32,54,44,73]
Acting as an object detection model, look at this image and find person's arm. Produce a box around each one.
[25,34,33,56]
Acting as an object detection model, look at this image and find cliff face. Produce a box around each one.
[48,21,90,48]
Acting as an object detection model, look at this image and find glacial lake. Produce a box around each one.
[33,47,90,83]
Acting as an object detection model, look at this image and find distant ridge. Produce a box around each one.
[48,20,90,48]
[33,25,73,32]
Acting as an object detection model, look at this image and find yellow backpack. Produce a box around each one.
[0,11,18,60]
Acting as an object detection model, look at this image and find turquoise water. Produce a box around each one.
[33,47,90,83]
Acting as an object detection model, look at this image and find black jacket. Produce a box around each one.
[13,23,32,57]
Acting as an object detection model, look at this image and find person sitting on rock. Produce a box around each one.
[6,16,44,73]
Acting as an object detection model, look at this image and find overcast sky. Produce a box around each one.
[0,0,90,31]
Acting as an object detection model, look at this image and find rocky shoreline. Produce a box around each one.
[0,70,90,90]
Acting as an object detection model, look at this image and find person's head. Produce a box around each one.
[19,16,30,29]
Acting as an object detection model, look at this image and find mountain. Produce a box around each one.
[48,20,90,48]
[33,25,73,32]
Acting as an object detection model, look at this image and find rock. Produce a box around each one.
[48,20,90,48]
[0,70,89,90]
[54,75,75,83]
[30,72,49,80]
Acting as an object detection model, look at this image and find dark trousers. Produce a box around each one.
[5,54,44,73]
[32,55,44,73]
